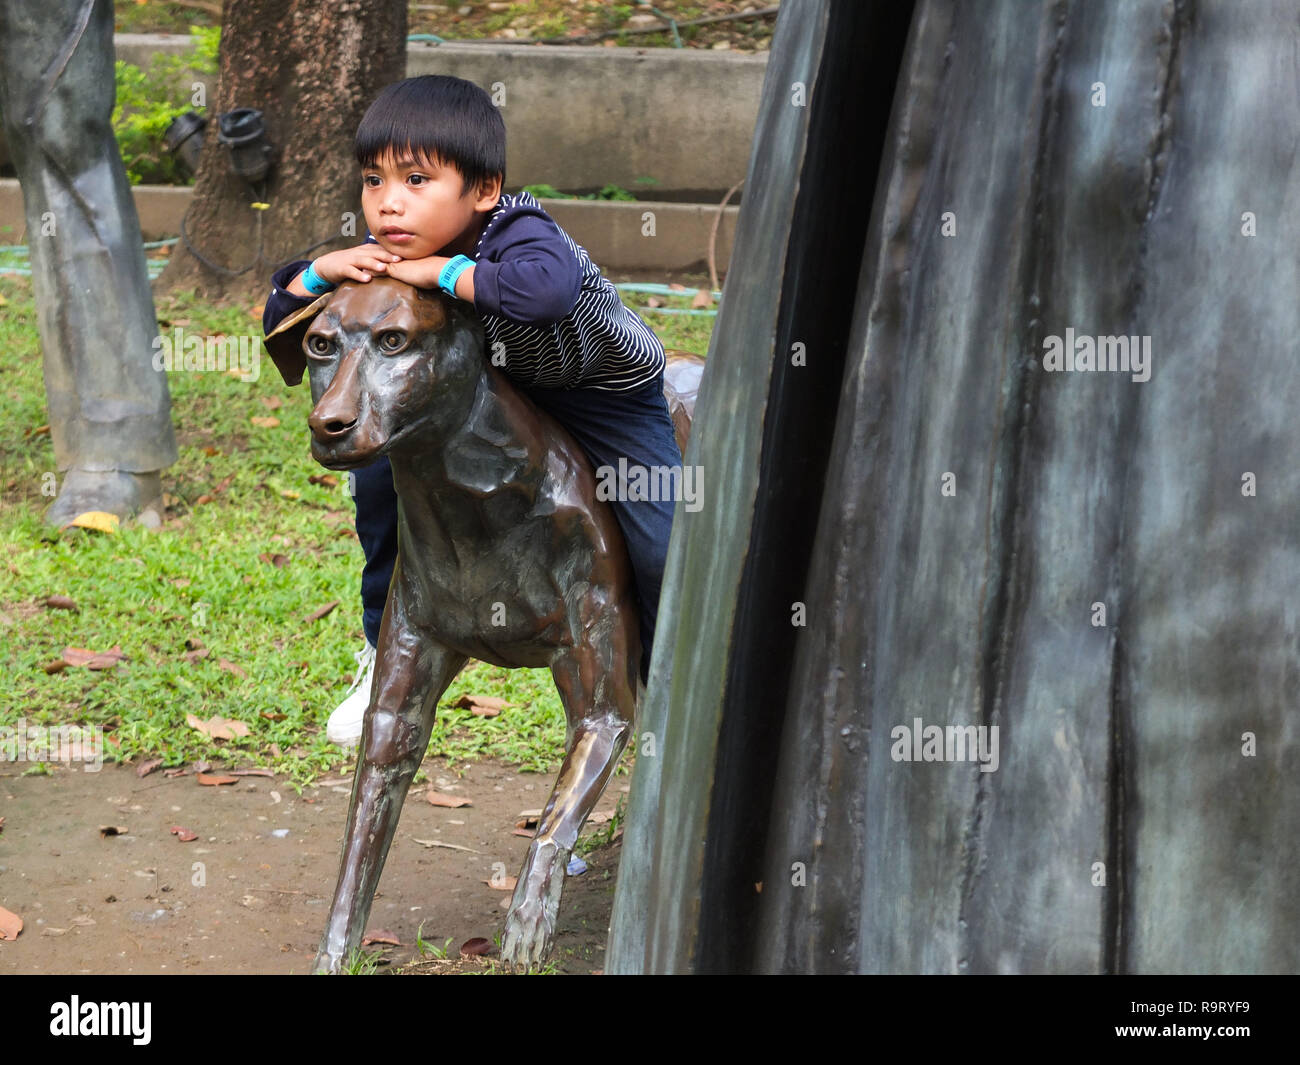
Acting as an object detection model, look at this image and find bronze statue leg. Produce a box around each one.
[315,586,466,973]
[501,625,639,968]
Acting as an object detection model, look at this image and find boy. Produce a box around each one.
[262,75,682,745]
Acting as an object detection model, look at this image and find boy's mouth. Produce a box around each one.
[383,230,414,244]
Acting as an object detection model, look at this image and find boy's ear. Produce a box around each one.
[263,292,332,386]
[476,173,502,211]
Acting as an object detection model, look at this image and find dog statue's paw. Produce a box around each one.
[500,839,569,969]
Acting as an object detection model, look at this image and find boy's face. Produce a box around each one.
[361,149,500,260]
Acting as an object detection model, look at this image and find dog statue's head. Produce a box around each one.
[266,277,486,469]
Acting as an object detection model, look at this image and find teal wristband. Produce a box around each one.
[301,261,335,296]
[439,254,475,297]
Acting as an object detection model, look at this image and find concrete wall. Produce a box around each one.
[1,36,767,198]
[0,179,739,274]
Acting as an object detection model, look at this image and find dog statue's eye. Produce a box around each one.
[379,330,407,352]
[306,335,333,358]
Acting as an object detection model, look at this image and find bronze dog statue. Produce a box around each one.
[265,277,701,970]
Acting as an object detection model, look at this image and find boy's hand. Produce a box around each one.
[312,244,403,285]
[383,255,448,290]
[384,255,476,302]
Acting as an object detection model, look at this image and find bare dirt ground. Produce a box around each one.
[0,756,623,975]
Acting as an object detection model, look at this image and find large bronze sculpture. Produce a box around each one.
[0,0,176,523]
[265,277,701,969]
[608,0,1300,974]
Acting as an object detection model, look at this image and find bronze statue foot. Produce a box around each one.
[500,837,570,968]
[44,469,163,528]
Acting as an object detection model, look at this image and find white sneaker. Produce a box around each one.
[326,641,377,747]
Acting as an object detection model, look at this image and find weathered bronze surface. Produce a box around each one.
[608,0,1299,974]
[0,0,176,523]
[266,277,700,969]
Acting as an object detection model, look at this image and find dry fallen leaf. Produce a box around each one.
[43,595,78,612]
[217,658,249,680]
[260,395,283,411]
[691,288,715,309]
[186,713,251,740]
[57,645,127,671]
[170,825,198,842]
[196,773,239,787]
[98,825,129,837]
[0,907,22,940]
[451,694,511,717]
[362,929,401,946]
[302,600,340,624]
[426,789,472,809]
[460,937,493,957]
[250,416,280,428]
[646,296,664,308]
[308,474,339,488]
[258,552,290,568]
[229,768,274,778]
[483,875,517,891]
[163,767,188,779]
[135,758,163,779]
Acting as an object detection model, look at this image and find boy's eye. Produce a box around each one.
[408,174,426,186]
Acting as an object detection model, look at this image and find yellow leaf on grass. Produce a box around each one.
[68,511,120,534]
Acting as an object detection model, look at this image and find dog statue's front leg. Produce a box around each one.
[314,590,466,974]
[501,645,636,968]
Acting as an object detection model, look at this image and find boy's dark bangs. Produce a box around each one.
[354,76,506,196]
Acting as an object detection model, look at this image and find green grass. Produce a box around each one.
[0,270,712,786]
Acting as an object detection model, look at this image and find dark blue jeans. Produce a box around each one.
[351,373,683,684]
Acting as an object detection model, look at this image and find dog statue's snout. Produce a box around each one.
[308,351,363,443]
[310,411,358,439]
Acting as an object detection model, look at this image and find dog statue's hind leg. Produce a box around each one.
[314,583,467,973]
[500,615,639,969]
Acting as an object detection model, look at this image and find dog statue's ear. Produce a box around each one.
[263,292,333,386]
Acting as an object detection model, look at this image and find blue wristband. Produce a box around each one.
[439,254,475,297]
[301,261,335,296]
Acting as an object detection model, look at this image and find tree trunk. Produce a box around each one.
[155,0,407,307]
